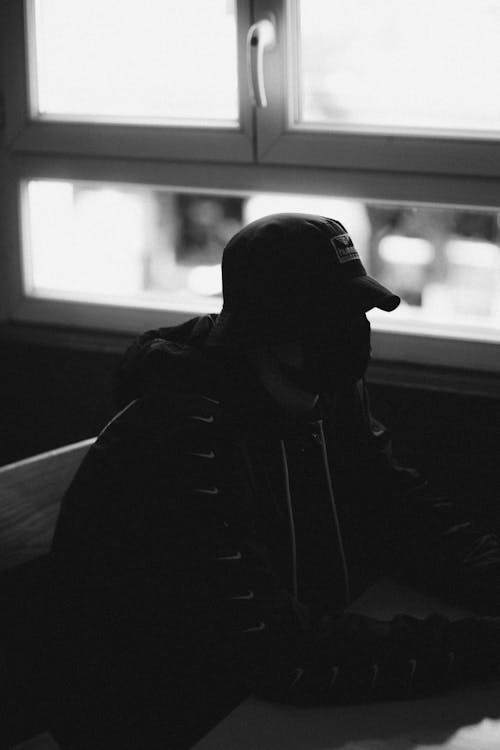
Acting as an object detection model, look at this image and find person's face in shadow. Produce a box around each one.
[247,312,371,415]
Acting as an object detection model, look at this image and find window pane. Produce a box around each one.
[31,0,238,124]
[296,0,500,134]
[24,180,500,339]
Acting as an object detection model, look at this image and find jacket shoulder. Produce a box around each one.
[51,392,221,561]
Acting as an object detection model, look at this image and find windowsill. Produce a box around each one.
[0,320,135,355]
[366,359,499,399]
[1,321,498,399]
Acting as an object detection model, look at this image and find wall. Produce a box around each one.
[1,337,120,465]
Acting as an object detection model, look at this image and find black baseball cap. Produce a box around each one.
[207,213,400,348]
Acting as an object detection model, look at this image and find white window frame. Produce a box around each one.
[255,0,500,179]
[1,0,500,380]
[6,0,254,162]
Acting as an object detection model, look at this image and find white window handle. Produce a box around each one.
[246,15,276,108]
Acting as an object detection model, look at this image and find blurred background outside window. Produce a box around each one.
[296,0,500,135]
[31,0,500,136]
[25,180,500,336]
[31,0,238,125]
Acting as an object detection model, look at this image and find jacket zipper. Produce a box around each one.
[316,419,351,607]
[280,421,351,608]
[279,440,298,599]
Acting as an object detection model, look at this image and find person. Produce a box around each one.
[42,214,500,748]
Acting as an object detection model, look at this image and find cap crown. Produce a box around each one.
[221,213,366,323]
[208,212,399,348]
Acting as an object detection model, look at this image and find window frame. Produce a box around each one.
[7,0,255,163]
[254,0,500,185]
[5,155,500,375]
[1,0,500,381]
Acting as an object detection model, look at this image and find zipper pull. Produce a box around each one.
[310,419,324,446]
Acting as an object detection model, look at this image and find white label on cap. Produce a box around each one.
[330,233,360,264]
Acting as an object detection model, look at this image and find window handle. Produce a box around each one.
[246,15,276,108]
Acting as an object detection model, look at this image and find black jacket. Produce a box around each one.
[50,314,500,746]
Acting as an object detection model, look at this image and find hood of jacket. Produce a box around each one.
[114,315,220,409]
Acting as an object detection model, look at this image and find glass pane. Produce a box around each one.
[31,0,238,124]
[24,180,500,339]
[296,0,500,134]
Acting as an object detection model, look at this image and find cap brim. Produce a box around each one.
[348,275,400,312]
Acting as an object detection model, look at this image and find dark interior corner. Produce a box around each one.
[0,336,121,466]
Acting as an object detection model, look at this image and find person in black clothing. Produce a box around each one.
[6,214,500,749]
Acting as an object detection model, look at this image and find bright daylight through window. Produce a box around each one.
[30,0,238,124]
[24,180,500,339]
[10,0,500,358]
[296,0,500,134]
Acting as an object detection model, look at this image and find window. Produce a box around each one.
[2,0,500,374]
[296,0,500,135]
[30,0,239,126]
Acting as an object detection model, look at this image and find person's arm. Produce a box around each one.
[250,589,500,704]
[340,379,500,616]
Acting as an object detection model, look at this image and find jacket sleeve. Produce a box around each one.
[250,588,500,705]
[334,379,500,617]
